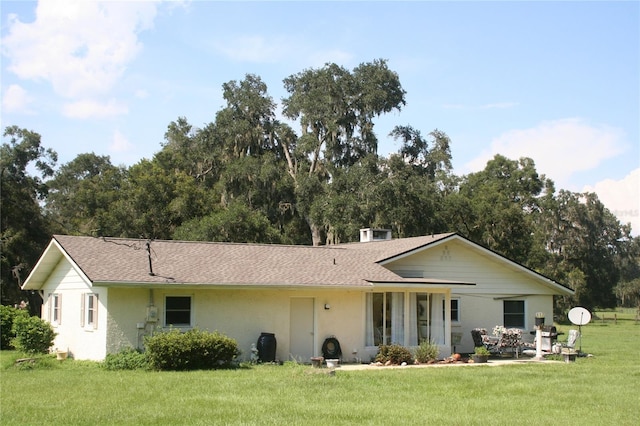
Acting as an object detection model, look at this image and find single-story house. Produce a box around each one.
[22,229,574,361]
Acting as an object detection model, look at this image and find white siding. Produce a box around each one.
[386,239,556,353]
[40,260,108,360]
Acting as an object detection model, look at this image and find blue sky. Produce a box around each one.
[2,1,638,234]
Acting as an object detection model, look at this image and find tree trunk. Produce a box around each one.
[308,221,323,246]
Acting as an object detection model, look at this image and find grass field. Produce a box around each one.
[1,309,639,425]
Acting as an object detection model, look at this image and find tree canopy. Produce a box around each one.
[2,59,638,312]
[1,126,57,314]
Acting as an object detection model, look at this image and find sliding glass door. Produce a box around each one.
[366,292,446,347]
[366,292,404,346]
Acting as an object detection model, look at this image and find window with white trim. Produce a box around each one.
[503,300,525,328]
[50,293,61,325]
[450,298,460,323]
[81,293,98,329]
[164,296,192,327]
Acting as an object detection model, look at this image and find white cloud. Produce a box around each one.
[110,130,133,153]
[1,84,34,114]
[464,118,627,189]
[583,168,640,236]
[62,99,128,119]
[1,0,158,99]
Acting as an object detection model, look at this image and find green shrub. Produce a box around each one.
[414,339,440,363]
[11,314,57,354]
[0,305,28,349]
[145,328,241,371]
[103,348,150,371]
[375,344,414,365]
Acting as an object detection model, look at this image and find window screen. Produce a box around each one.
[165,296,191,326]
[503,300,525,328]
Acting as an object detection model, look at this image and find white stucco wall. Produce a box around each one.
[105,286,455,363]
[104,287,366,363]
[104,287,149,354]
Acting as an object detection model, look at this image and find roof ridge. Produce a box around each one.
[54,235,350,251]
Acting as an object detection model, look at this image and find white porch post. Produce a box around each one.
[444,290,452,357]
[404,292,410,347]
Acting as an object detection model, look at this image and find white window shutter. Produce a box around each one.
[93,294,98,329]
[80,293,85,327]
[47,293,52,322]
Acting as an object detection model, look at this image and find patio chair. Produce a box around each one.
[471,329,485,348]
[471,328,497,353]
[495,329,522,358]
[562,329,580,353]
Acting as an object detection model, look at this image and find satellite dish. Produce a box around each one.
[568,307,591,326]
[568,307,591,354]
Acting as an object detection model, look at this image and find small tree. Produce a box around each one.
[0,305,28,349]
[12,314,57,354]
[414,339,439,363]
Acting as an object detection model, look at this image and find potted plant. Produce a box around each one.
[471,346,491,363]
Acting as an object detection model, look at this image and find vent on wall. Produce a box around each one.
[395,270,425,279]
[359,228,392,242]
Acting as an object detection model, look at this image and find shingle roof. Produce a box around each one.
[37,233,458,288]
[338,233,456,262]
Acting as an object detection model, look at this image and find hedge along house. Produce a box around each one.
[22,229,574,362]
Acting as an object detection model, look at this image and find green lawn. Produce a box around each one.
[1,310,639,425]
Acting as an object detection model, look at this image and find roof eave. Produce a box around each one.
[91,281,374,290]
[366,276,476,288]
[22,239,63,290]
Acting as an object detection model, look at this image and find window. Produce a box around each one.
[365,292,447,347]
[450,298,460,323]
[81,293,98,329]
[503,300,525,328]
[413,293,445,346]
[365,292,404,346]
[165,296,192,327]
[50,293,61,325]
